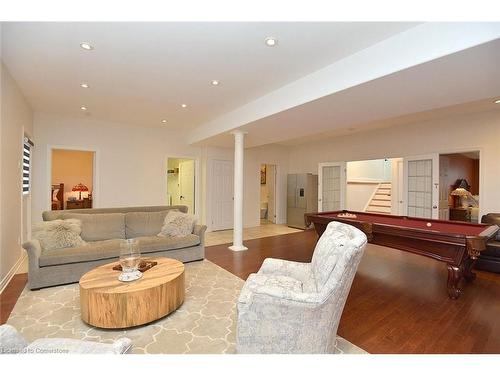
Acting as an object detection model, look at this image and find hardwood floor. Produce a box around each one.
[206,229,500,354]
[0,273,28,324]
[3,229,499,353]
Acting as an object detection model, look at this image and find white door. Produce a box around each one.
[179,160,195,214]
[403,154,439,219]
[318,162,346,212]
[212,159,234,231]
[396,160,405,215]
[438,156,450,220]
[267,164,276,223]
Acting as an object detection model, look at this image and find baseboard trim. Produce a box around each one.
[0,252,27,294]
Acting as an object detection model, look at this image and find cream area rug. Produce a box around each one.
[7,260,366,354]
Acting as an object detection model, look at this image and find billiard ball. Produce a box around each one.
[426,222,432,227]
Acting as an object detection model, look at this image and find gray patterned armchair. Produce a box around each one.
[236,221,367,354]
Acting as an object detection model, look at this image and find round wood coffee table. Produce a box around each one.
[79,257,184,329]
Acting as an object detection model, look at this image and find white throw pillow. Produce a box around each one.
[158,211,196,238]
[32,219,86,251]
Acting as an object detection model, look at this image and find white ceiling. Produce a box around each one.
[1,22,418,129]
[197,38,500,148]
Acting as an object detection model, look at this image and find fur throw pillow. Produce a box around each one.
[158,211,197,238]
[32,219,86,251]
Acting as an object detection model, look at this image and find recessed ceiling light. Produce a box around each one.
[80,83,89,89]
[211,80,220,86]
[161,119,167,123]
[181,104,187,108]
[495,99,500,104]
[80,42,94,51]
[265,37,278,47]
[80,106,87,111]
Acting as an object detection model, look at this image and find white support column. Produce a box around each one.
[229,130,248,251]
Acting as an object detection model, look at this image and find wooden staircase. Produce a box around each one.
[365,182,392,214]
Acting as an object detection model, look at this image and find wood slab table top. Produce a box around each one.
[79,257,185,329]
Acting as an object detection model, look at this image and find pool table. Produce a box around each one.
[305,210,499,299]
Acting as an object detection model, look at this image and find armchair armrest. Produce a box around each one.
[0,324,28,353]
[259,258,312,280]
[238,273,322,306]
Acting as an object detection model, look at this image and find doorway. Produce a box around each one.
[51,149,95,210]
[260,164,277,224]
[439,151,480,223]
[167,157,196,214]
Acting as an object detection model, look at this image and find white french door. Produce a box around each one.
[267,164,277,223]
[211,159,234,231]
[318,162,346,212]
[403,154,439,219]
[179,160,195,214]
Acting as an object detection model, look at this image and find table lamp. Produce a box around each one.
[450,179,470,208]
[72,183,89,200]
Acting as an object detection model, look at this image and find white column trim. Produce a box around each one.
[229,130,248,251]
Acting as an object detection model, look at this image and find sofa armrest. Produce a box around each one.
[193,224,207,244]
[22,239,42,269]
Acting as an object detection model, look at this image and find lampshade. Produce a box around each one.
[72,183,89,192]
[72,183,89,200]
[450,187,469,197]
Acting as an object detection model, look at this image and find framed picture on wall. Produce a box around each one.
[261,165,266,185]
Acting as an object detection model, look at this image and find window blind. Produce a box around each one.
[22,137,34,195]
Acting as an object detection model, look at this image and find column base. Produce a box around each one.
[228,245,248,252]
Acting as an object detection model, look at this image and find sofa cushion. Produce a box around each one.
[158,211,197,237]
[58,213,125,241]
[32,219,86,251]
[39,239,123,267]
[135,234,200,254]
[125,211,171,238]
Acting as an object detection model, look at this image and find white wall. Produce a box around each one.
[288,109,500,217]
[347,159,392,182]
[0,62,33,290]
[32,112,202,223]
[244,145,289,227]
[346,183,378,211]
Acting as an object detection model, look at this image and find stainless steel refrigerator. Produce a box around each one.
[287,173,318,229]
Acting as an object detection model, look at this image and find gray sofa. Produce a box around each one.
[22,205,206,290]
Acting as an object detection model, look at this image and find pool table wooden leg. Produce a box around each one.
[446,265,463,299]
[463,257,476,282]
